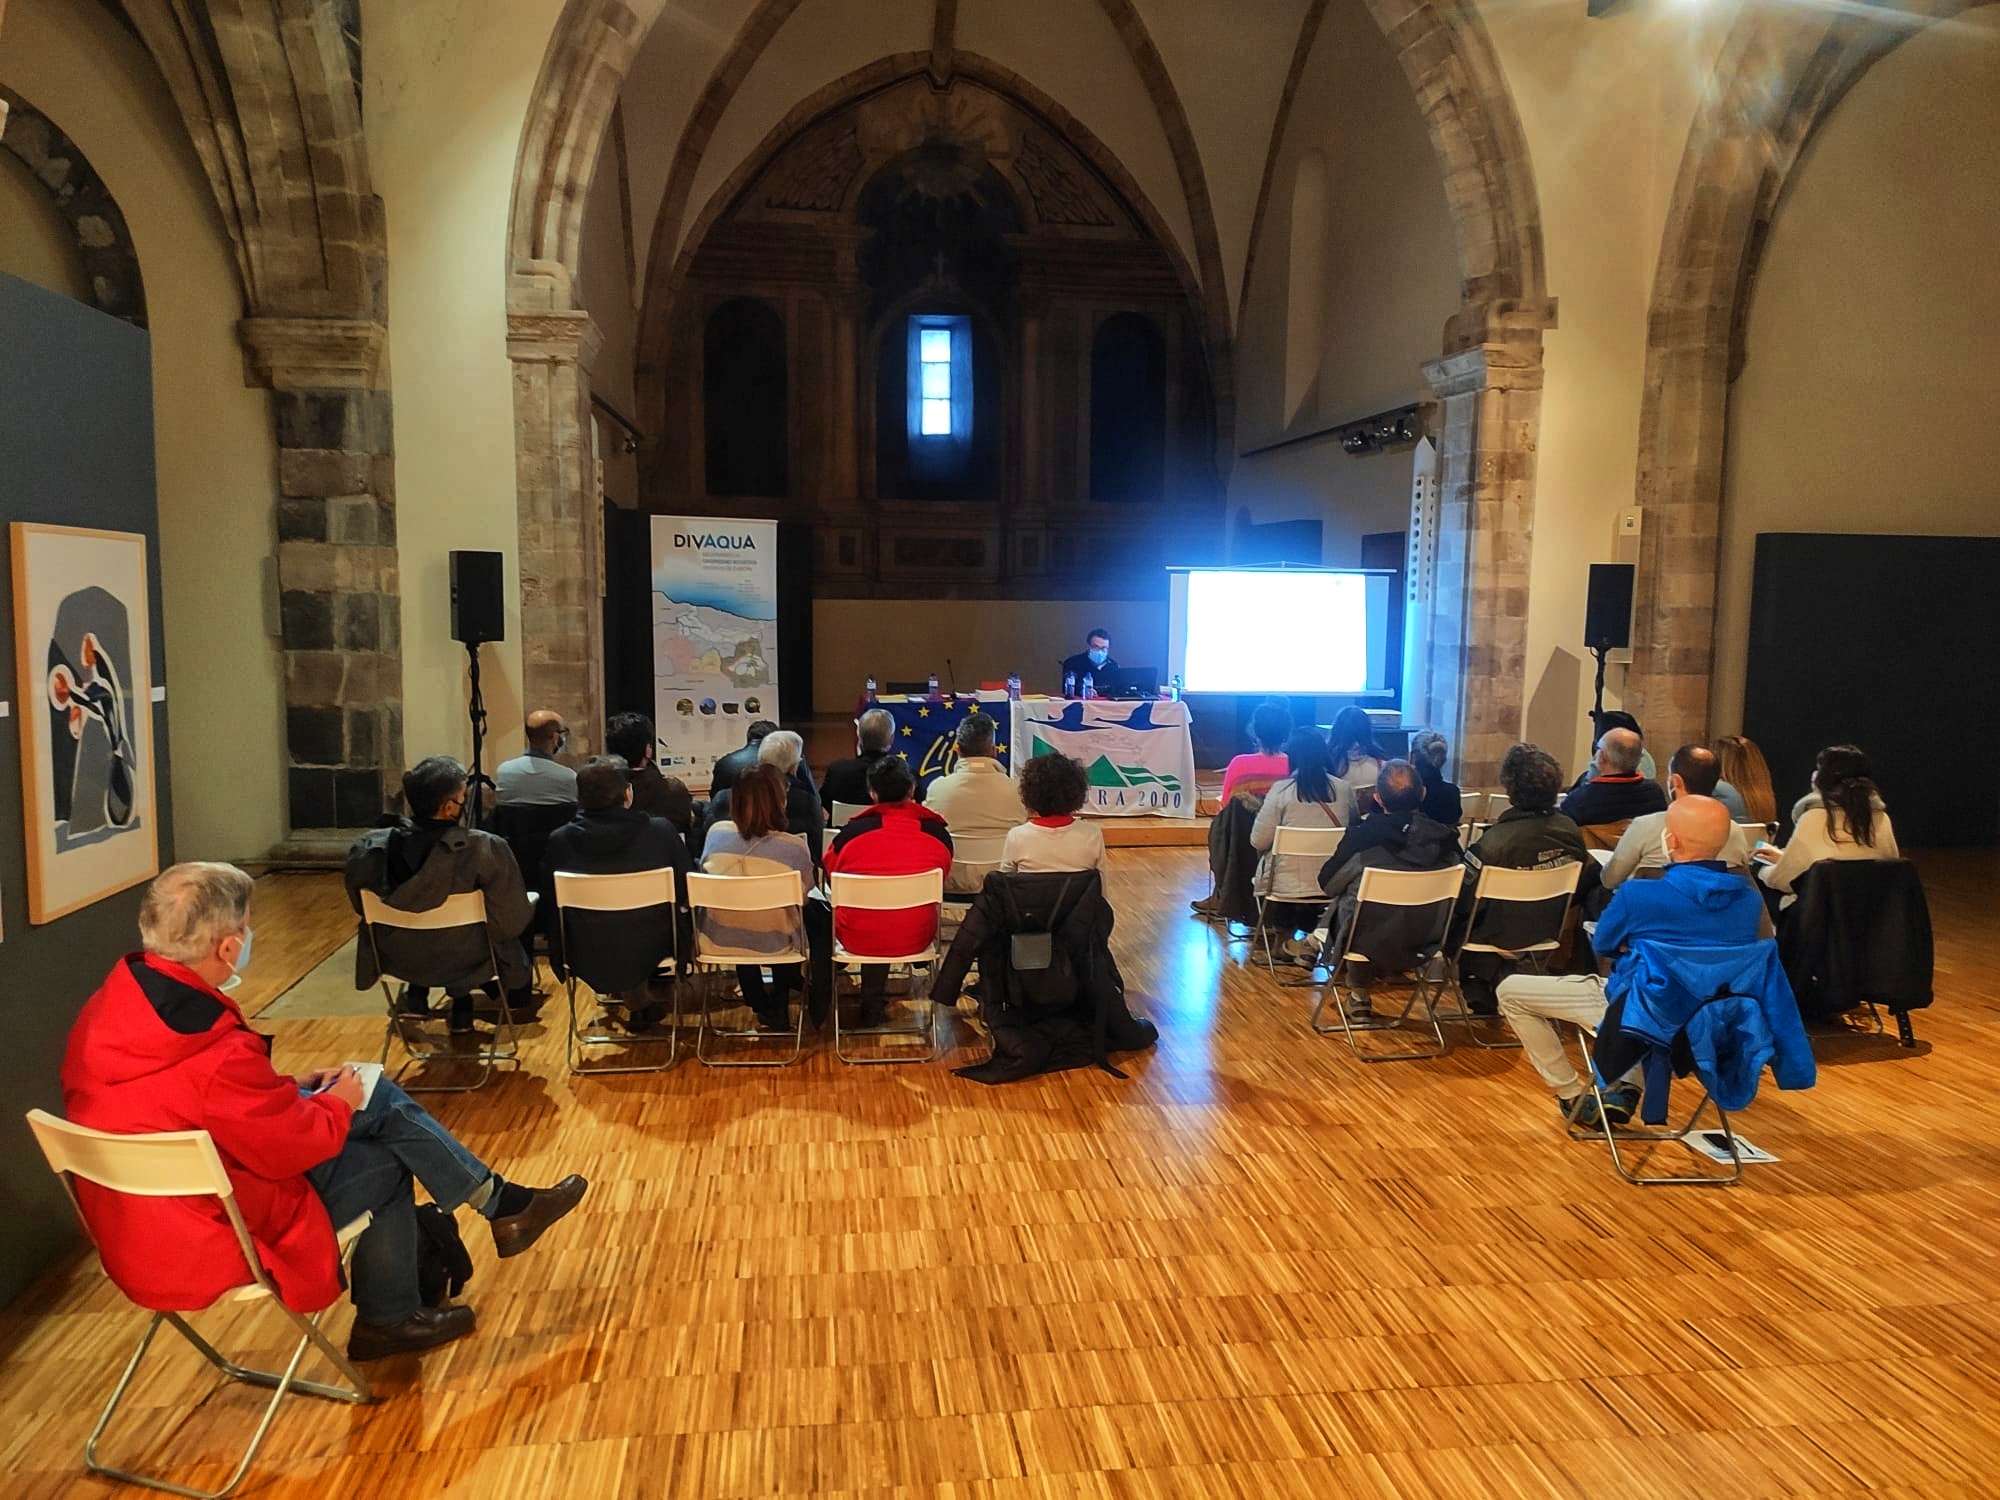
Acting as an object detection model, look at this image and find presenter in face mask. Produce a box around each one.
[1060,630,1118,691]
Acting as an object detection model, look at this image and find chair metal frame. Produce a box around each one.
[685,870,810,1066]
[360,889,519,1093]
[1565,1027,1744,1186]
[26,1111,376,1499]
[828,870,945,1064]
[1444,861,1583,1050]
[1308,865,1464,1061]
[553,868,683,1075]
[1250,824,1345,977]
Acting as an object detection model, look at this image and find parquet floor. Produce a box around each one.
[3,849,1999,1497]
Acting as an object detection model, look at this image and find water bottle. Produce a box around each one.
[1006,672,1021,701]
[1082,673,1095,701]
[865,675,877,700]
[1064,671,1076,699]
[927,671,940,698]
[1170,674,1182,702]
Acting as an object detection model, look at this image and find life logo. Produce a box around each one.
[674,533,757,551]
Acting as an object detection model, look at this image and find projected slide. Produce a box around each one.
[1169,568,1393,696]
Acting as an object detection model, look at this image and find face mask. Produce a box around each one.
[232,927,254,975]
[556,730,570,753]
[1087,648,1107,667]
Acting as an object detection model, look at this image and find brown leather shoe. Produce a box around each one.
[347,1303,476,1361]
[488,1174,588,1259]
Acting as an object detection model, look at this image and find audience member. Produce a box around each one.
[710,720,778,798]
[495,709,577,807]
[62,862,585,1360]
[1060,627,1117,687]
[700,729,825,863]
[1002,753,1108,874]
[1755,744,1900,909]
[924,711,1025,893]
[1219,700,1295,804]
[346,756,534,1034]
[1456,743,1589,1012]
[545,755,691,1031]
[1407,729,1463,826]
[1560,727,1666,836]
[1327,706,1386,823]
[1251,729,1348,899]
[1498,795,1758,1125]
[604,711,693,838]
[823,756,954,1025]
[1601,743,1753,889]
[1716,734,1779,827]
[1314,760,1463,991]
[821,707,899,810]
[699,765,816,1031]
[1575,711,1658,782]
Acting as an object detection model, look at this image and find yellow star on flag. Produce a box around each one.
[917,706,930,717]
[995,742,1008,754]
[901,725,914,736]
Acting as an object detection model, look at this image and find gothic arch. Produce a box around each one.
[0,89,147,326]
[1625,0,1995,755]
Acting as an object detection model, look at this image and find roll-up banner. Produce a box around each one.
[651,516,779,791]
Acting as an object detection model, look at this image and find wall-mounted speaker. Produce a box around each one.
[450,550,505,646]
[1584,562,1635,651]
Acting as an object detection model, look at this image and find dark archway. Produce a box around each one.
[703,296,788,498]
[1090,312,1166,504]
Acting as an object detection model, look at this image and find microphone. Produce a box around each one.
[946,658,958,693]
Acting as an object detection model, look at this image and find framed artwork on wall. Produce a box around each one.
[10,523,158,924]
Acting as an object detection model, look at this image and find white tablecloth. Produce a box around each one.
[1008,697,1197,819]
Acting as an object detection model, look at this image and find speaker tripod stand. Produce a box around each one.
[464,639,495,829]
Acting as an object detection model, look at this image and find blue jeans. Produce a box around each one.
[304,1080,492,1325]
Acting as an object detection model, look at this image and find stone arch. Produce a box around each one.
[1625,0,1994,757]
[0,89,148,326]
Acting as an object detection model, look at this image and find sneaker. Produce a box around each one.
[1561,1093,1604,1128]
[1273,934,1320,968]
[1190,895,1224,917]
[1599,1086,1641,1126]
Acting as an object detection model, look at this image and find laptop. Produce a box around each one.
[1094,667,1161,699]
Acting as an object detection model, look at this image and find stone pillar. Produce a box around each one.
[1419,301,1553,787]
[240,316,405,833]
[508,308,606,755]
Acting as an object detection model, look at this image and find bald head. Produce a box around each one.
[1664,795,1731,863]
[1597,727,1643,775]
[525,709,567,754]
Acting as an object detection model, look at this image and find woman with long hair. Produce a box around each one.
[1326,706,1384,822]
[1250,728,1349,959]
[1715,734,1778,826]
[1755,744,1900,909]
[699,764,816,1029]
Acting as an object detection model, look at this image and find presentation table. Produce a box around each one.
[1009,696,1198,819]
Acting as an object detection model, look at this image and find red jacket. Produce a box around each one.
[823,800,953,958]
[59,954,354,1313]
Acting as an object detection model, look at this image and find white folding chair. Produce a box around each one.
[828,870,945,1065]
[684,870,809,1066]
[1565,1024,1743,1187]
[1310,864,1464,1061]
[26,1111,376,1499]
[1447,862,1583,1049]
[1484,793,1512,821]
[1253,824,1344,977]
[554,868,682,1075]
[829,800,868,829]
[359,889,518,1092]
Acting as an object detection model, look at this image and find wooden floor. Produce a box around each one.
[5,849,1999,1497]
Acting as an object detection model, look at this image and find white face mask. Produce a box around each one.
[231,927,255,975]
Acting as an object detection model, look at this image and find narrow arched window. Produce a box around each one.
[1285,150,1328,424]
[1089,312,1166,503]
[704,297,787,498]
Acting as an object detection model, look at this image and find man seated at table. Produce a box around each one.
[924,711,1025,893]
[823,756,954,1026]
[604,710,693,838]
[496,709,577,807]
[1560,727,1666,838]
[821,707,900,811]
[62,862,586,1361]
[1059,628,1117,689]
[1496,795,1760,1126]
[1600,742,1753,890]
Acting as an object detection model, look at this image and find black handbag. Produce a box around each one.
[415,1202,474,1306]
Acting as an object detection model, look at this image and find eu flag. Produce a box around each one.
[875,692,1012,795]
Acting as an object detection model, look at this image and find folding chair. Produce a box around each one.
[1565,1026,1743,1186]
[26,1111,376,1499]
[1447,862,1583,1049]
[685,870,809,1066]
[1252,824,1344,977]
[828,870,945,1064]
[829,800,868,829]
[554,868,682,1075]
[360,889,519,1092]
[1309,864,1463,1061]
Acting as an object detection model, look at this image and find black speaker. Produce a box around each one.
[1584,563,1635,651]
[450,550,505,646]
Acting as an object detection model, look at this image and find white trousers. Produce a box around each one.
[1495,973,1618,1099]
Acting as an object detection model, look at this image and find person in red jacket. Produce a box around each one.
[822,756,952,1026]
[60,862,589,1361]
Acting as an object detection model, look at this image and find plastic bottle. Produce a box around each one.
[1006,672,1021,701]
[1170,674,1182,702]
[927,671,940,697]
[1081,673,1095,701]
[865,675,877,700]
[1064,671,1076,699]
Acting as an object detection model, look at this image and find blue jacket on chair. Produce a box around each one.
[1595,939,1816,1119]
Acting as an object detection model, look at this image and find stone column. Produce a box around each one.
[240,316,405,834]
[1419,301,1553,787]
[508,308,606,756]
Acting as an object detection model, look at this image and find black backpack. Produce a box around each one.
[415,1202,474,1306]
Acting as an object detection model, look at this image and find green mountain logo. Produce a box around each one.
[1032,735,1182,796]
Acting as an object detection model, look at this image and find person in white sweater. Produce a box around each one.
[1001,752,1108,875]
[1756,744,1900,909]
[1250,728,1349,897]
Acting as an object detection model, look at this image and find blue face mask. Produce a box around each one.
[232,927,254,975]
[1087,648,1108,667]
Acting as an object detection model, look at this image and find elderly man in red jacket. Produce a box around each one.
[61,862,587,1361]
[822,755,953,1026]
